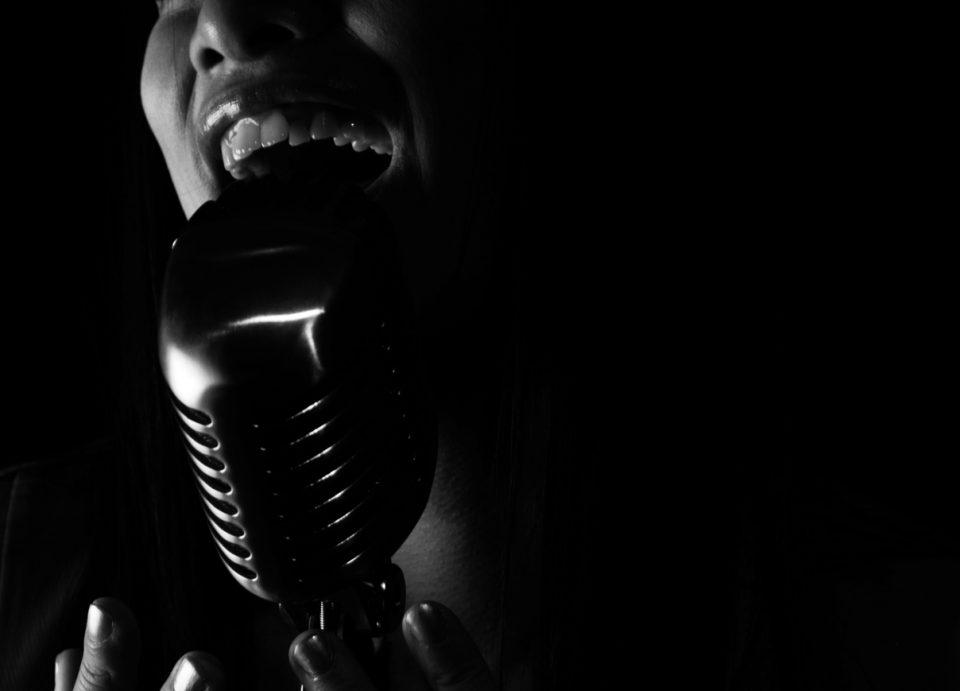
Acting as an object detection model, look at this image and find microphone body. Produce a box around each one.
[158,180,435,633]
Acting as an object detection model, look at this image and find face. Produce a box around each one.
[142,0,501,312]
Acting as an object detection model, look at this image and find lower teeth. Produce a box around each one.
[230,137,390,185]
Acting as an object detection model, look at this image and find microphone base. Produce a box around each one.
[279,563,402,690]
[277,560,406,638]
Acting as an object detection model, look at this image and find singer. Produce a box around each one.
[6,1,600,690]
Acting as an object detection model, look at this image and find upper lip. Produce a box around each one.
[195,74,388,190]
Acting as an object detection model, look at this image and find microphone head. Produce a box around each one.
[158,179,436,606]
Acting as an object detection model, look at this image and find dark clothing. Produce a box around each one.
[0,438,119,691]
[730,491,960,690]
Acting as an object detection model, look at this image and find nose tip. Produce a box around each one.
[189,1,331,74]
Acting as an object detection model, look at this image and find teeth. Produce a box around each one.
[225,117,261,161]
[310,111,339,140]
[221,105,394,178]
[288,120,310,147]
[341,119,363,141]
[341,120,373,152]
[259,111,289,148]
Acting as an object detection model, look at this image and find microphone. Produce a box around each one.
[157,178,436,640]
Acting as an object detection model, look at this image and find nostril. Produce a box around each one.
[196,47,224,72]
[194,25,297,72]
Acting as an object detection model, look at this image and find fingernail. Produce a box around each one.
[411,602,445,645]
[86,603,113,645]
[294,634,334,678]
[173,657,209,691]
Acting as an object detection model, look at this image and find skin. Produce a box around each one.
[57,0,514,688]
[54,597,496,691]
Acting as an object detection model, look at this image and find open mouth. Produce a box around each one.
[219,104,393,189]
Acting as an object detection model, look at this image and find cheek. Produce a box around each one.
[345,0,490,193]
[142,20,185,142]
[343,1,498,291]
[343,0,486,105]
[141,16,206,215]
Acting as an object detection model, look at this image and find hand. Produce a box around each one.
[53,597,225,691]
[289,601,497,691]
[54,597,494,690]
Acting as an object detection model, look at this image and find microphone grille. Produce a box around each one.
[160,180,436,604]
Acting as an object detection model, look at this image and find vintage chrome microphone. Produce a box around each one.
[157,178,436,653]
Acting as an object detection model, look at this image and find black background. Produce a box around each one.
[5,3,157,455]
[3,4,956,690]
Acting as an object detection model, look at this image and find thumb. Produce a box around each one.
[73,597,141,691]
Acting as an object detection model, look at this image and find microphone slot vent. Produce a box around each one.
[255,383,346,442]
[300,442,380,495]
[285,405,354,452]
[257,370,384,449]
[211,528,252,559]
[259,388,367,458]
[303,448,388,516]
[177,415,219,449]
[287,497,403,570]
[184,442,226,471]
[284,454,411,550]
[201,502,245,537]
[283,381,344,424]
[192,465,232,494]
[267,398,417,543]
[203,492,239,516]
[267,426,386,514]
[170,394,212,425]
[219,552,257,581]
[265,385,393,474]
[287,423,365,476]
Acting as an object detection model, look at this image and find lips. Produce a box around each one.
[196,78,395,192]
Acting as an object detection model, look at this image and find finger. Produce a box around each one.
[54,649,81,691]
[73,597,141,691]
[288,630,377,691]
[160,651,226,691]
[402,602,497,691]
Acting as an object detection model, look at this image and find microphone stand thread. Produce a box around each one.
[279,561,405,690]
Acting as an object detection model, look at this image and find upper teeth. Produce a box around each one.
[220,106,393,179]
